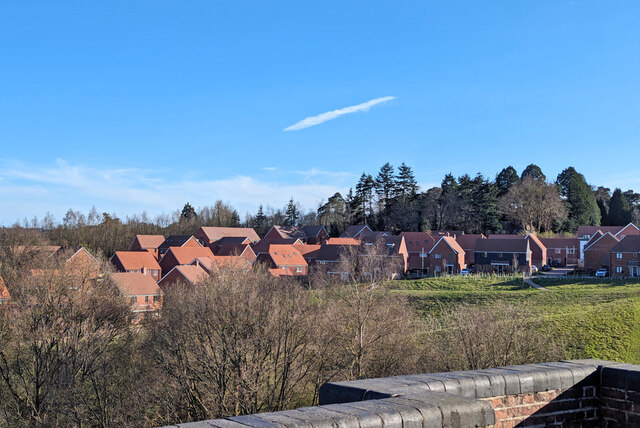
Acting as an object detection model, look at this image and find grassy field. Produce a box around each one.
[390,275,640,364]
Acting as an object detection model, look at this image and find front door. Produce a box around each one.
[631,266,640,277]
[446,264,454,274]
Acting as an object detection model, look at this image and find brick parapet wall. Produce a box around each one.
[600,363,640,426]
[162,359,638,428]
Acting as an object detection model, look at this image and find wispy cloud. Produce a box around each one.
[284,96,395,131]
[0,159,350,225]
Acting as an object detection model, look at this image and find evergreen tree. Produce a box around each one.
[355,173,375,225]
[395,163,419,200]
[495,166,520,196]
[284,198,300,226]
[594,187,611,226]
[374,163,396,208]
[556,167,600,230]
[180,202,197,220]
[521,164,546,181]
[609,188,633,225]
[254,205,268,236]
[318,193,349,236]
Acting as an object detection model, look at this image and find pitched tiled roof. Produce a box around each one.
[609,235,640,253]
[316,245,346,262]
[539,238,580,249]
[198,227,260,243]
[215,236,251,247]
[168,265,209,285]
[584,231,604,248]
[216,243,253,257]
[340,225,372,238]
[163,247,215,265]
[269,244,307,266]
[272,226,308,240]
[252,238,302,254]
[475,239,529,253]
[585,232,619,251]
[301,225,327,238]
[441,236,465,254]
[132,235,165,249]
[112,251,161,271]
[454,234,486,251]
[576,225,624,238]
[111,272,162,296]
[430,230,464,238]
[326,237,360,246]
[158,235,201,252]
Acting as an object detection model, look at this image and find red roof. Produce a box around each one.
[112,251,161,271]
[165,265,209,285]
[111,272,162,296]
[577,225,624,238]
[163,247,215,265]
[132,235,165,249]
[455,234,486,250]
[610,235,640,253]
[539,237,580,249]
[269,245,307,267]
[326,237,360,246]
[198,227,260,243]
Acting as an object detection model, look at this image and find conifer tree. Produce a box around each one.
[609,188,633,225]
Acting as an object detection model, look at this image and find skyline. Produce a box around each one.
[1,1,639,224]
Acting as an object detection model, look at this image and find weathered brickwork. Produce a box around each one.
[600,364,640,426]
[162,360,640,428]
[484,387,600,428]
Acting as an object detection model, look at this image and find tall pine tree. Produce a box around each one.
[609,188,633,226]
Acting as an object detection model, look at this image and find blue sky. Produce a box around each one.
[1,1,639,225]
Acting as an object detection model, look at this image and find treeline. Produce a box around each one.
[0,237,562,427]
[313,163,640,236]
[9,163,639,258]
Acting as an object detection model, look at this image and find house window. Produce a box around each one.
[145,296,149,303]
[296,266,303,272]
[555,249,561,254]
[434,253,441,259]
[153,295,160,302]
[499,253,503,258]
[567,248,575,255]
[617,253,623,259]
[616,266,623,274]
[447,253,453,260]
[130,296,137,303]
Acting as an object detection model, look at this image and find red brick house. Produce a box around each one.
[454,234,486,269]
[65,247,101,283]
[157,235,202,258]
[488,234,547,269]
[111,272,163,321]
[400,232,437,273]
[539,238,580,266]
[194,226,260,247]
[428,236,466,275]
[210,236,252,254]
[301,226,330,244]
[609,236,640,278]
[110,251,162,281]
[584,232,620,273]
[130,234,165,259]
[257,244,308,276]
[159,246,215,277]
[361,235,409,274]
[0,276,10,305]
[474,239,532,274]
[158,264,210,289]
[251,238,304,256]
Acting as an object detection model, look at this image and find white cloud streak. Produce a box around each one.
[284,96,395,131]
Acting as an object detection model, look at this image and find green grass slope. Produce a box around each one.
[391,275,640,363]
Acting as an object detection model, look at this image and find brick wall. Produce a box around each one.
[600,364,640,426]
[486,387,599,428]
[162,359,640,428]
